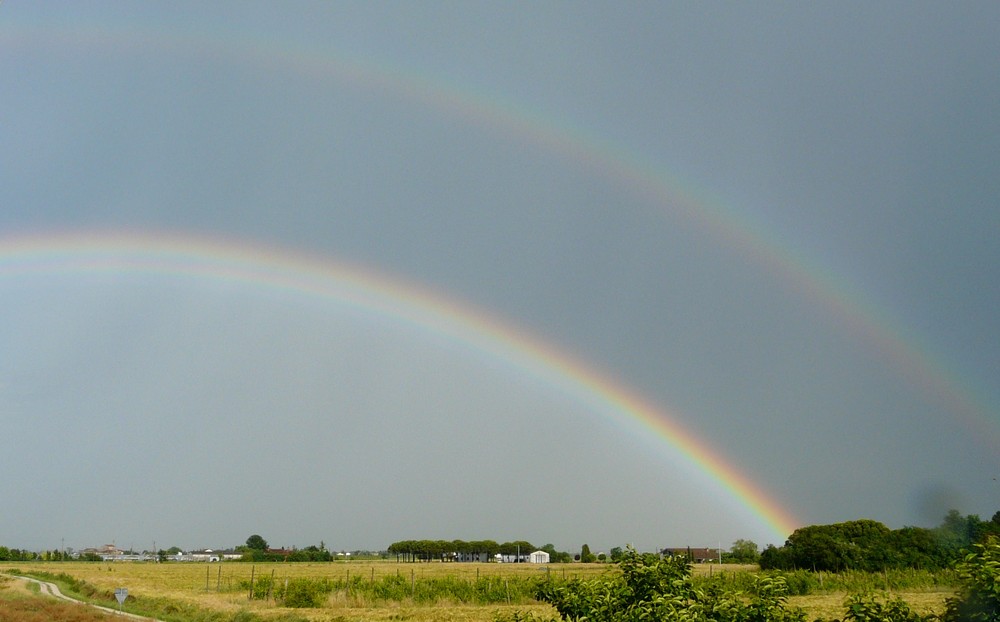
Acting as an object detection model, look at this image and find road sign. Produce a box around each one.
[114,587,128,612]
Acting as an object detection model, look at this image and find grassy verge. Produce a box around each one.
[4,570,308,622]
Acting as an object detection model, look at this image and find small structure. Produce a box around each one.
[661,547,721,563]
[178,549,242,562]
[528,550,550,564]
[190,549,221,562]
[81,544,126,561]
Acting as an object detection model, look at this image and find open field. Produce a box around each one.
[0,561,598,621]
[0,561,957,622]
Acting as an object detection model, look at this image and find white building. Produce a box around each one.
[528,550,550,564]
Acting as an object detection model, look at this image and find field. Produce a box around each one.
[0,561,604,621]
[0,561,956,622]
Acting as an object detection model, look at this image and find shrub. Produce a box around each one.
[536,546,807,622]
[842,593,933,622]
[943,537,1000,622]
[281,578,329,608]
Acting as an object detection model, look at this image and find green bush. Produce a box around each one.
[943,537,1000,622]
[536,547,807,622]
[842,593,933,622]
[281,578,329,608]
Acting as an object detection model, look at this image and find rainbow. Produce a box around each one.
[0,230,802,540]
[3,18,995,449]
[4,16,997,533]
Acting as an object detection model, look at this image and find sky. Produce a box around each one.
[1,2,998,555]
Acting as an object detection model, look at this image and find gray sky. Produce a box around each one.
[2,2,998,554]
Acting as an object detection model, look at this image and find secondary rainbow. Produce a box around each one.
[5,18,994,446]
[0,230,801,541]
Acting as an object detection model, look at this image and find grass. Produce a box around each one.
[788,591,952,621]
[0,574,118,622]
[0,561,959,622]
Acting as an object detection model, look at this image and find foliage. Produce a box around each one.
[542,543,574,564]
[387,539,539,562]
[0,547,40,562]
[841,593,933,622]
[727,540,761,564]
[245,535,268,551]
[579,544,596,564]
[286,546,333,562]
[761,512,1000,572]
[537,546,807,622]
[280,578,332,608]
[493,609,560,622]
[942,537,1000,622]
[936,512,1000,559]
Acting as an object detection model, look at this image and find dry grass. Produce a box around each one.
[0,561,599,621]
[1,562,957,622]
[0,575,118,621]
[789,590,953,621]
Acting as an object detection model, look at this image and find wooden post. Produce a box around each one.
[217,564,222,591]
[248,566,255,601]
[205,565,210,591]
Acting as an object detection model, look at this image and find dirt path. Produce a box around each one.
[5,574,162,621]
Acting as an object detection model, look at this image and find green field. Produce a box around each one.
[0,561,956,622]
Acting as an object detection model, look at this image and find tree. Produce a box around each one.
[728,539,760,563]
[609,546,624,562]
[542,543,573,563]
[580,543,597,563]
[246,534,268,551]
[759,543,793,570]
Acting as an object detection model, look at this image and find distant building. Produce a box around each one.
[81,544,125,561]
[528,550,550,564]
[661,547,721,563]
[176,548,242,562]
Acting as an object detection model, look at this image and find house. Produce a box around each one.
[528,550,550,564]
[661,547,721,563]
[81,544,125,561]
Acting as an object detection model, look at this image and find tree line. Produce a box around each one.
[759,510,1000,571]
[386,539,541,562]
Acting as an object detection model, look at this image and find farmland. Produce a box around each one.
[0,560,957,622]
[0,560,602,621]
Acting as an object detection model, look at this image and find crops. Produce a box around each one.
[0,561,604,621]
[0,561,959,622]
